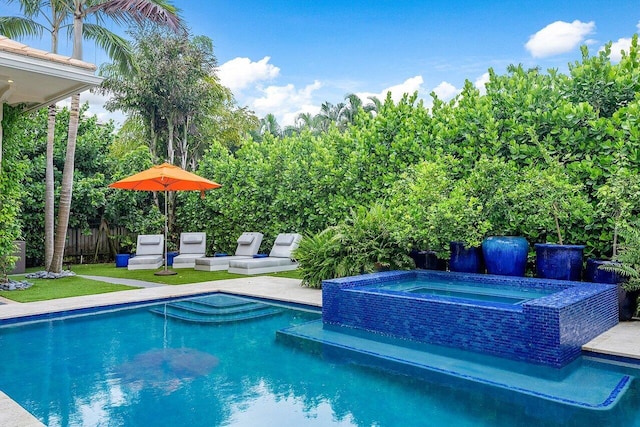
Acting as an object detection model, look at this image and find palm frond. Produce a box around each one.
[83,23,134,75]
[0,16,45,39]
[85,0,185,34]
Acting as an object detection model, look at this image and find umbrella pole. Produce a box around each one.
[155,189,176,276]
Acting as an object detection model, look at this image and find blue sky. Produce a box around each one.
[1,1,639,126]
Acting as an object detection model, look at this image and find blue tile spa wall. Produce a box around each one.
[322,270,618,368]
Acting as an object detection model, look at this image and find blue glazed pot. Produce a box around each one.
[585,259,621,284]
[449,242,483,273]
[409,250,446,270]
[535,243,584,281]
[585,259,636,321]
[482,236,528,276]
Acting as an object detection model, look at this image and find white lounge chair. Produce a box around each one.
[194,232,264,271]
[172,232,207,269]
[128,234,164,270]
[227,233,302,275]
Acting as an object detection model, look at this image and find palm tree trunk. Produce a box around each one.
[44,104,56,270]
[49,93,80,272]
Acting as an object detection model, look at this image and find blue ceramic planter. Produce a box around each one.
[167,251,179,267]
[585,259,621,284]
[482,236,528,276]
[585,259,637,321]
[535,243,584,281]
[115,253,130,268]
[410,250,446,270]
[449,242,483,273]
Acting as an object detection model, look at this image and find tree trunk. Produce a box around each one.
[167,114,175,164]
[49,93,80,272]
[149,110,158,163]
[44,104,56,270]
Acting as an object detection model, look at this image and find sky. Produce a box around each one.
[0,1,639,127]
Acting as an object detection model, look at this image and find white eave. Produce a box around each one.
[0,36,103,112]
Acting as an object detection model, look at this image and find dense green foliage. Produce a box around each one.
[293,206,414,288]
[9,35,640,288]
[0,105,28,277]
[177,38,640,287]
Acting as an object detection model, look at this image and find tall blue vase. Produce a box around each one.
[535,243,584,281]
[449,242,483,273]
[482,236,528,276]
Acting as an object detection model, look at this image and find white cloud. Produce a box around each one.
[432,81,460,101]
[355,75,424,104]
[217,56,280,92]
[525,20,595,58]
[606,37,632,62]
[251,80,323,126]
[474,72,490,95]
[58,90,126,126]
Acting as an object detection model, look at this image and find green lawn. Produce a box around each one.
[0,276,133,303]
[3,263,301,303]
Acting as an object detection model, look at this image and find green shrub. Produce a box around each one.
[294,204,414,288]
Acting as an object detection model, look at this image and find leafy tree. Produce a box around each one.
[0,0,184,273]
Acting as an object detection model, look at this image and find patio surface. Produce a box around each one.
[0,274,637,426]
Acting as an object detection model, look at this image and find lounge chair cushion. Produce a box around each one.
[237,234,255,245]
[139,235,161,245]
[135,234,164,256]
[235,232,264,256]
[269,233,302,258]
[182,235,203,244]
[178,232,207,255]
[274,234,294,246]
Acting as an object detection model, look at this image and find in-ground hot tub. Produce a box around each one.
[322,270,618,367]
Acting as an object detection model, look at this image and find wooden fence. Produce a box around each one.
[64,225,131,263]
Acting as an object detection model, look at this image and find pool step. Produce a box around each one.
[150,295,282,324]
[277,320,633,411]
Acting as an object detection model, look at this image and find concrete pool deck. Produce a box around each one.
[0,274,638,426]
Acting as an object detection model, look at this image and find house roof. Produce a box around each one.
[0,36,103,111]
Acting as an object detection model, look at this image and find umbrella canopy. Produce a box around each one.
[109,163,221,275]
[109,162,221,192]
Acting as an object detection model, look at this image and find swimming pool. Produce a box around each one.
[1,293,639,426]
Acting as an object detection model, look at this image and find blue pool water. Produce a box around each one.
[370,277,555,304]
[1,293,640,426]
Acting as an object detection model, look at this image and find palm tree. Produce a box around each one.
[259,113,281,138]
[49,0,185,273]
[2,1,184,272]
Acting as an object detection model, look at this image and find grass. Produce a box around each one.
[3,263,302,303]
[0,276,132,303]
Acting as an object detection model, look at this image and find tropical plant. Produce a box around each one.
[595,167,640,257]
[294,205,414,288]
[512,164,593,245]
[600,225,640,292]
[387,158,458,253]
[292,227,343,288]
[427,186,491,258]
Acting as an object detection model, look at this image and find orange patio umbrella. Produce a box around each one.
[110,163,221,275]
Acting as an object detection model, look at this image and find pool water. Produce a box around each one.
[371,278,555,304]
[1,294,639,427]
